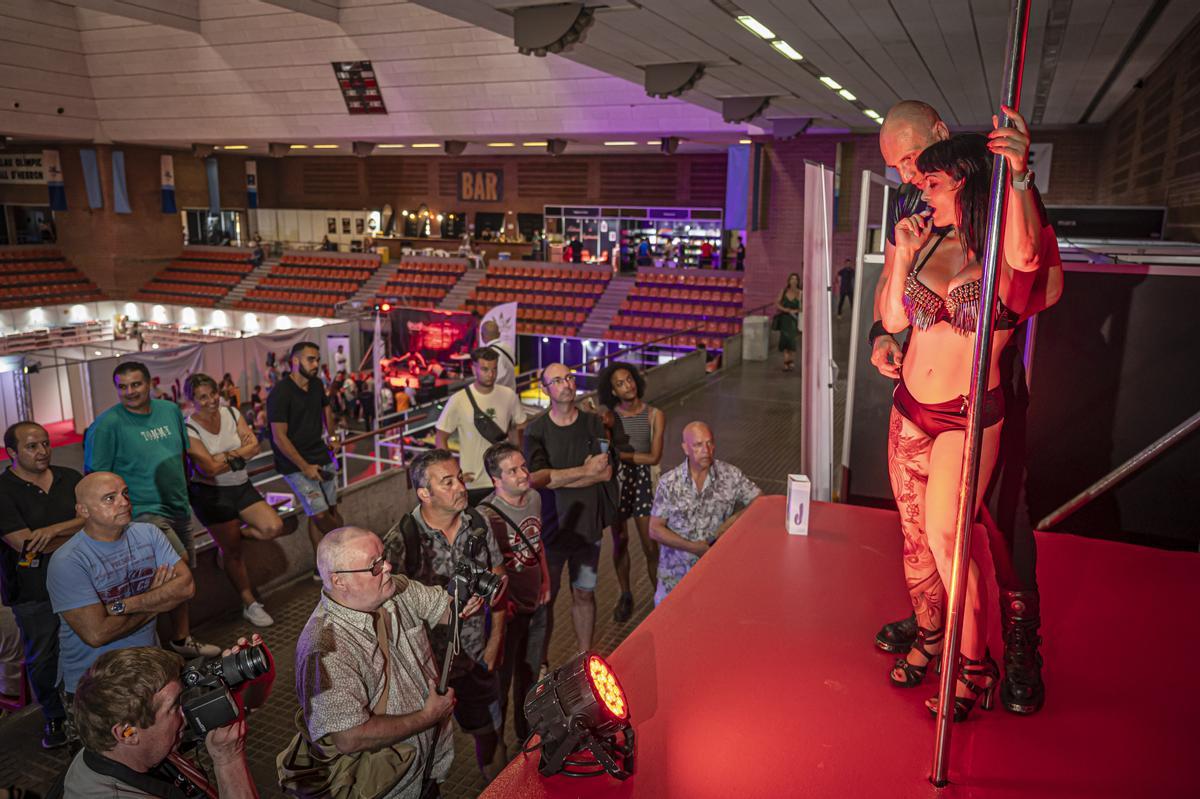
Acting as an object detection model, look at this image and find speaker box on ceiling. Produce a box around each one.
[352,141,376,157]
[444,140,467,156]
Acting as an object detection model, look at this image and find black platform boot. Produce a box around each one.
[875,613,918,653]
[1000,589,1045,714]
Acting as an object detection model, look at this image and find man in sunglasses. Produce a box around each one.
[523,362,617,656]
[296,526,483,798]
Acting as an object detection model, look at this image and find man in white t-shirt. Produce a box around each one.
[435,347,523,506]
[479,319,517,392]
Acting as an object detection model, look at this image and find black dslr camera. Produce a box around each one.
[446,530,503,606]
[180,643,271,736]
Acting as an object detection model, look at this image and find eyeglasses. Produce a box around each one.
[332,555,387,576]
[545,374,577,387]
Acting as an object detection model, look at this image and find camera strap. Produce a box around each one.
[79,749,192,799]
[477,502,540,568]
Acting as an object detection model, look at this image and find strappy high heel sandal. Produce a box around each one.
[925,651,999,721]
[889,627,944,688]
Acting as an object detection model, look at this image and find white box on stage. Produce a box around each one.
[787,474,811,535]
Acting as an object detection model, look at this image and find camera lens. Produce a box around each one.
[475,570,503,604]
[219,644,269,687]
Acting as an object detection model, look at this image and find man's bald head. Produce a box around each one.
[681,421,716,471]
[880,101,950,184]
[76,472,133,532]
[682,421,712,444]
[316,526,377,585]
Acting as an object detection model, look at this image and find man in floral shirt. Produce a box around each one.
[649,422,760,604]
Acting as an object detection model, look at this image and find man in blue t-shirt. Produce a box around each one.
[47,472,195,695]
[84,361,218,659]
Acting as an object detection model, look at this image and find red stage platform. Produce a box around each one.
[0,420,80,460]
[483,496,1199,799]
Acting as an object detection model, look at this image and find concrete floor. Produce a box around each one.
[0,302,865,797]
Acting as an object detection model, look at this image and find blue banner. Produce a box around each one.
[112,150,131,214]
[160,154,176,213]
[43,150,67,211]
[245,160,258,209]
[205,156,220,214]
[725,144,751,231]
[80,148,103,209]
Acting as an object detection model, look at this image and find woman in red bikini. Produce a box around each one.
[879,108,1049,720]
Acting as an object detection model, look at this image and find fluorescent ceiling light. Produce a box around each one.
[604,141,637,146]
[289,144,308,149]
[770,40,803,60]
[863,109,881,120]
[487,142,515,147]
[411,143,440,148]
[820,76,842,90]
[312,144,339,149]
[735,15,775,39]
[523,141,547,147]
[647,140,659,145]
[739,138,752,144]
[220,145,248,150]
[838,89,856,101]
[377,143,406,148]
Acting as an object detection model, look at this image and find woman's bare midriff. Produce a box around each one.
[901,323,1009,403]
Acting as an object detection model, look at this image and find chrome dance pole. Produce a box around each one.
[930,0,1031,786]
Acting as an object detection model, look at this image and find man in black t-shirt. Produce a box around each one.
[268,341,344,563]
[524,363,616,653]
[0,422,83,749]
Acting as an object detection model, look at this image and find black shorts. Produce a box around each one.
[189,481,264,526]
[618,462,653,518]
[448,661,501,734]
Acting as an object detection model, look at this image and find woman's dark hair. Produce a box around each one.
[779,272,801,302]
[184,373,219,401]
[916,133,992,260]
[597,362,645,409]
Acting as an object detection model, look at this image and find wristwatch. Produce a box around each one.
[1011,170,1034,191]
[108,600,126,616]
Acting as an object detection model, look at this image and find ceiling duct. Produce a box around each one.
[444,140,468,156]
[513,3,595,57]
[267,142,291,157]
[644,63,706,99]
[660,137,680,154]
[770,118,813,139]
[352,141,376,157]
[722,96,772,124]
[546,138,568,156]
[191,143,216,158]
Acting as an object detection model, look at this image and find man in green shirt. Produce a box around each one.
[83,361,219,659]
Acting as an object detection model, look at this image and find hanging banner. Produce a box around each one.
[1028,142,1053,194]
[43,150,67,211]
[0,153,45,184]
[112,151,131,214]
[245,160,258,209]
[205,156,220,214]
[479,301,518,391]
[160,155,176,213]
[80,149,103,209]
[800,160,835,502]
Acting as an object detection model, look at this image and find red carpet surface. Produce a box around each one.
[483,496,1200,799]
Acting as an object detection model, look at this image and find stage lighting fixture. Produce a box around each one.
[514,3,595,57]
[22,362,41,375]
[523,652,634,780]
[375,302,392,313]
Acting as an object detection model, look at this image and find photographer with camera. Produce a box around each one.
[57,636,267,798]
[290,526,483,799]
[385,450,509,783]
[268,341,345,572]
[185,374,294,628]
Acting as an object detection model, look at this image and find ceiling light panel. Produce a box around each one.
[735,15,775,40]
[820,76,842,90]
[770,41,803,61]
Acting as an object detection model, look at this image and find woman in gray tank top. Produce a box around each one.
[597,362,665,623]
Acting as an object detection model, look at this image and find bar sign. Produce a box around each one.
[458,169,503,202]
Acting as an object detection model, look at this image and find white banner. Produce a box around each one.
[479,301,518,391]
[160,155,175,188]
[0,153,45,184]
[801,161,835,502]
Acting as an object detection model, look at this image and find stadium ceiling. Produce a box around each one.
[0,0,1194,154]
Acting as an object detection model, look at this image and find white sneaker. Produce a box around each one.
[169,636,222,658]
[242,602,274,627]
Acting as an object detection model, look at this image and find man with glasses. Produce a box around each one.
[524,363,616,655]
[297,526,478,798]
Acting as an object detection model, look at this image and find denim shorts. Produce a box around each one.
[546,534,601,593]
[281,471,339,516]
